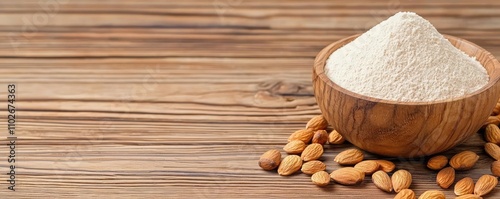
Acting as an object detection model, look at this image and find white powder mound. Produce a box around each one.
[325,12,489,102]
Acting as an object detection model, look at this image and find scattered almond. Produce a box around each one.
[354,160,380,175]
[491,160,500,177]
[277,155,302,176]
[394,189,416,199]
[449,151,479,170]
[426,155,448,170]
[454,177,474,196]
[455,194,483,199]
[288,129,314,144]
[485,124,500,144]
[372,170,392,193]
[375,160,396,173]
[301,160,326,175]
[485,142,500,160]
[474,174,498,196]
[328,130,345,145]
[484,115,500,127]
[392,170,412,193]
[258,149,281,171]
[418,190,445,199]
[436,167,455,189]
[334,148,364,165]
[312,130,328,145]
[330,167,365,185]
[306,115,328,130]
[283,140,306,154]
[311,171,331,187]
[301,143,324,161]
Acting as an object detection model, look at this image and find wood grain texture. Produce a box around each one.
[0,0,499,198]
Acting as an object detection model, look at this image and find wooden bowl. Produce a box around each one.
[313,34,500,157]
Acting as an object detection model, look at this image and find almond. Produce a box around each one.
[258,149,281,170]
[418,190,445,199]
[436,167,455,189]
[426,155,448,170]
[277,155,302,176]
[372,170,392,192]
[311,171,330,187]
[449,151,479,170]
[392,170,412,193]
[485,124,500,144]
[334,148,364,165]
[484,115,500,127]
[283,140,306,154]
[485,142,500,160]
[312,130,328,145]
[474,174,498,196]
[394,189,416,199]
[375,159,396,173]
[328,130,345,145]
[288,129,314,144]
[301,143,323,161]
[491,160,500,177]
[455,194,483,199]
[354,160,380,175]
[330,167,365,185]
[301,160,326,175]
[454,177,474,196]
[306,115,328,130]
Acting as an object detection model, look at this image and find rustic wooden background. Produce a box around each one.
[0,0,499,198]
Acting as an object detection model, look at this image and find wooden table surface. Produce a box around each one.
[1,0,500,198]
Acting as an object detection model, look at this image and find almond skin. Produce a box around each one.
[312,130,328,145]
[354,160,380,175]
[449,151,479,170]
[485,124,500,144]
[455,194,483,199]
[328,130,345,145]
[474,174,498,196]
[392,170,412,193]
[436,167,455,189]
[427,155,448,170]
[258,149,281,170]
[394,189,416,199]
[454,177,474,196]
[277,155,302,176]
[301,160,326,175]
[418,190,445,199]
[491,160,500,177]
[288,129,314,144]
[330,167,365,185]
[375,160,396,173]
[334,148,364,165]
[311,171,331,187]
[372,170,392,192]
[306,115,328,130]
[283,140,306,154]
[485,142,500,160]
[301,143,324,161]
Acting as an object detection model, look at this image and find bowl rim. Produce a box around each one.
[313,34,500,106]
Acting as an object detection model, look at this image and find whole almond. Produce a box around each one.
[334,148,364,165]
[301,143,324,161]
[311,171,331,187]
[474,174,498,196]
[306,115,328,130]
[455,194,483,199]
[484,115,500,127]
[375,160,396,173]
[394,189,416,199]
[454,177,474,196]
[427,155,448,170]
[258,149,281,170]
[301,160,326,175]
[485,142,500,160]
[288,129,314,144]
[354,160,380,175]
[392,170,412,193]
[283,140,306,154]
[491,160,500,177]
[449,151,479,170]
[372,170,392,192]
[330,167,365,185]
[485,124,500,144]
[418,190,445,199]
[312,130,328,145]
[328,130,345,145]
[277,155,302,176]
[436,167,455,189]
